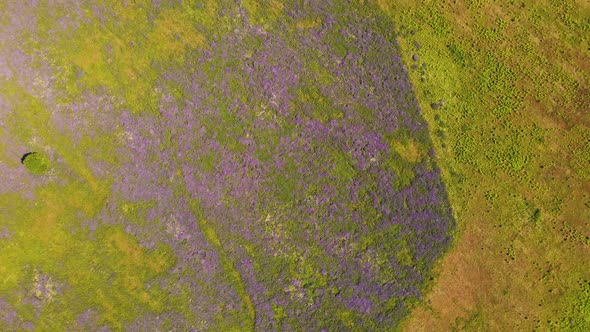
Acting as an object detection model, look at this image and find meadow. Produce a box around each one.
[0,0,588,331]
[379,0,589,330]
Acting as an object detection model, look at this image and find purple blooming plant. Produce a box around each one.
[0,0,455,330]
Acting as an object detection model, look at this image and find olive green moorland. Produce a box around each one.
[0,0,588,331]
[382,0,589,330]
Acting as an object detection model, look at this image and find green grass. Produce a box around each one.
[22,152,50,175]
[0,0,586,329]
[0,181,177,330]
[374,0,589,330]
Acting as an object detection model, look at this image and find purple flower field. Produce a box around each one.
[0,1,454,330]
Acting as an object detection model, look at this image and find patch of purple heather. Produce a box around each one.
[124,311,194,332]
[70,309,112,331]
[0,0,456,330]
[0,298,24,329]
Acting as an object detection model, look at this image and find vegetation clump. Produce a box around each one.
[21,152,50,175]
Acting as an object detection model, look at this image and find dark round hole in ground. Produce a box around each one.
[21,152,34,164]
